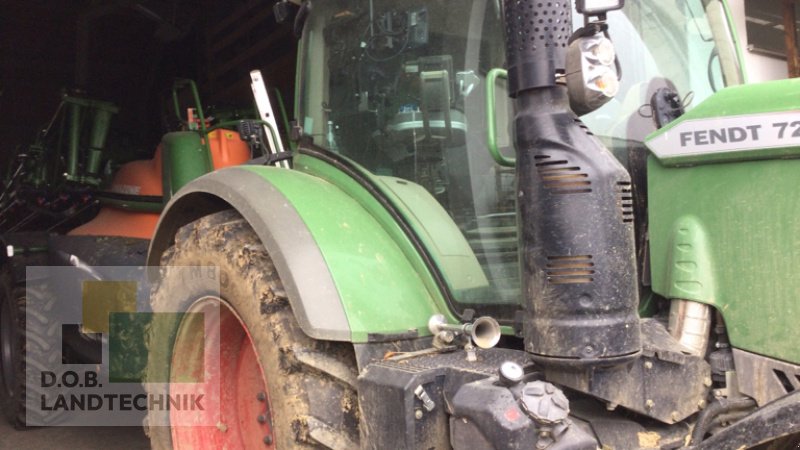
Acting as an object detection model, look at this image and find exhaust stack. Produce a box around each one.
[503,0,641,366]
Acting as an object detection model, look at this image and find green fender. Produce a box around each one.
[148,162,460,343]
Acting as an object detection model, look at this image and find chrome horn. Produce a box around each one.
[428,314,501,349]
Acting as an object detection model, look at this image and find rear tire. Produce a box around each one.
[145,210,360,449]
[0,269,63,428]
[0,268,24,427]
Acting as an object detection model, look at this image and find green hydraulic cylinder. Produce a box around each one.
[67,101,82,179]
[85,107,114,176]
[63,95,118,183]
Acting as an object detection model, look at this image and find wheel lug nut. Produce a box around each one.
[256,392,266,402]
[263,435,273,445]
[257,414,267,424]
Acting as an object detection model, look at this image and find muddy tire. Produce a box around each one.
[144,210,360,449]
[0,270,63,428]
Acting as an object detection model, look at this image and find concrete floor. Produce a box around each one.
[0,419,150,450]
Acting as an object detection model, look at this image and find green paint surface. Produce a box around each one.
[670,78,800,118]
[293,153,488,309]
[376,176,489,296]
[162,132,213,200]
[648,156,800,363]
[241,162,453,342]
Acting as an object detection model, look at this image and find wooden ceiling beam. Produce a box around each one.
[783,0,800,77]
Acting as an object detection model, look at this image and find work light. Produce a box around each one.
[565,32,619,115]
[575,0,624,15]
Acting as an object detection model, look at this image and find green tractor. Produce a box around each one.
[142,0,800,448]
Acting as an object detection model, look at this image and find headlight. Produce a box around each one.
[588,68,620,98]
[587,37,616,66]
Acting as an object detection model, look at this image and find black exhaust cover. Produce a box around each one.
[503,0,641,365]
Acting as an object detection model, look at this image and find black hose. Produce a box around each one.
[690,397,757,445]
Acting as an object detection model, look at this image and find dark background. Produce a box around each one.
[744,0,800,58]
[2,1,796,174]
[0,0,296,172]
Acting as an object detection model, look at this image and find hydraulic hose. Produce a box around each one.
[690,397,757,445]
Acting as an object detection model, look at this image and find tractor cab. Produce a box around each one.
[295,0,743,316]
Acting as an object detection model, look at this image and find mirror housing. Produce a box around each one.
[273,1,300,24]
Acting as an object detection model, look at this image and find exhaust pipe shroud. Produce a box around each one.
[503,0,641,366]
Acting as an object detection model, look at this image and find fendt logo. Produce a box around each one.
[25,266,220,427]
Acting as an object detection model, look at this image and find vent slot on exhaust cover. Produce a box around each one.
[535,154,591,195]
[545,255,594,284]
[574,117,594,136]
[617,181,634,223]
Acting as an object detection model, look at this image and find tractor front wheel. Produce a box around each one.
[144,210,360,449]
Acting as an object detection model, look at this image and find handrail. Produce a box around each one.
[485,68,515,167]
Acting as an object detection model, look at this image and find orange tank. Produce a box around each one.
[69,129,252,239]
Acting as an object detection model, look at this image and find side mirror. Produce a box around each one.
[274,1,311,38]
[273,1,300,24]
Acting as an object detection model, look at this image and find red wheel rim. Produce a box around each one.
[169,297,275,449]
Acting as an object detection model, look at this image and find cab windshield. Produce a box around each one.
[296,0,740,316]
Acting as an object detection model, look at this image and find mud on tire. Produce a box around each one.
[144,210,360,449]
